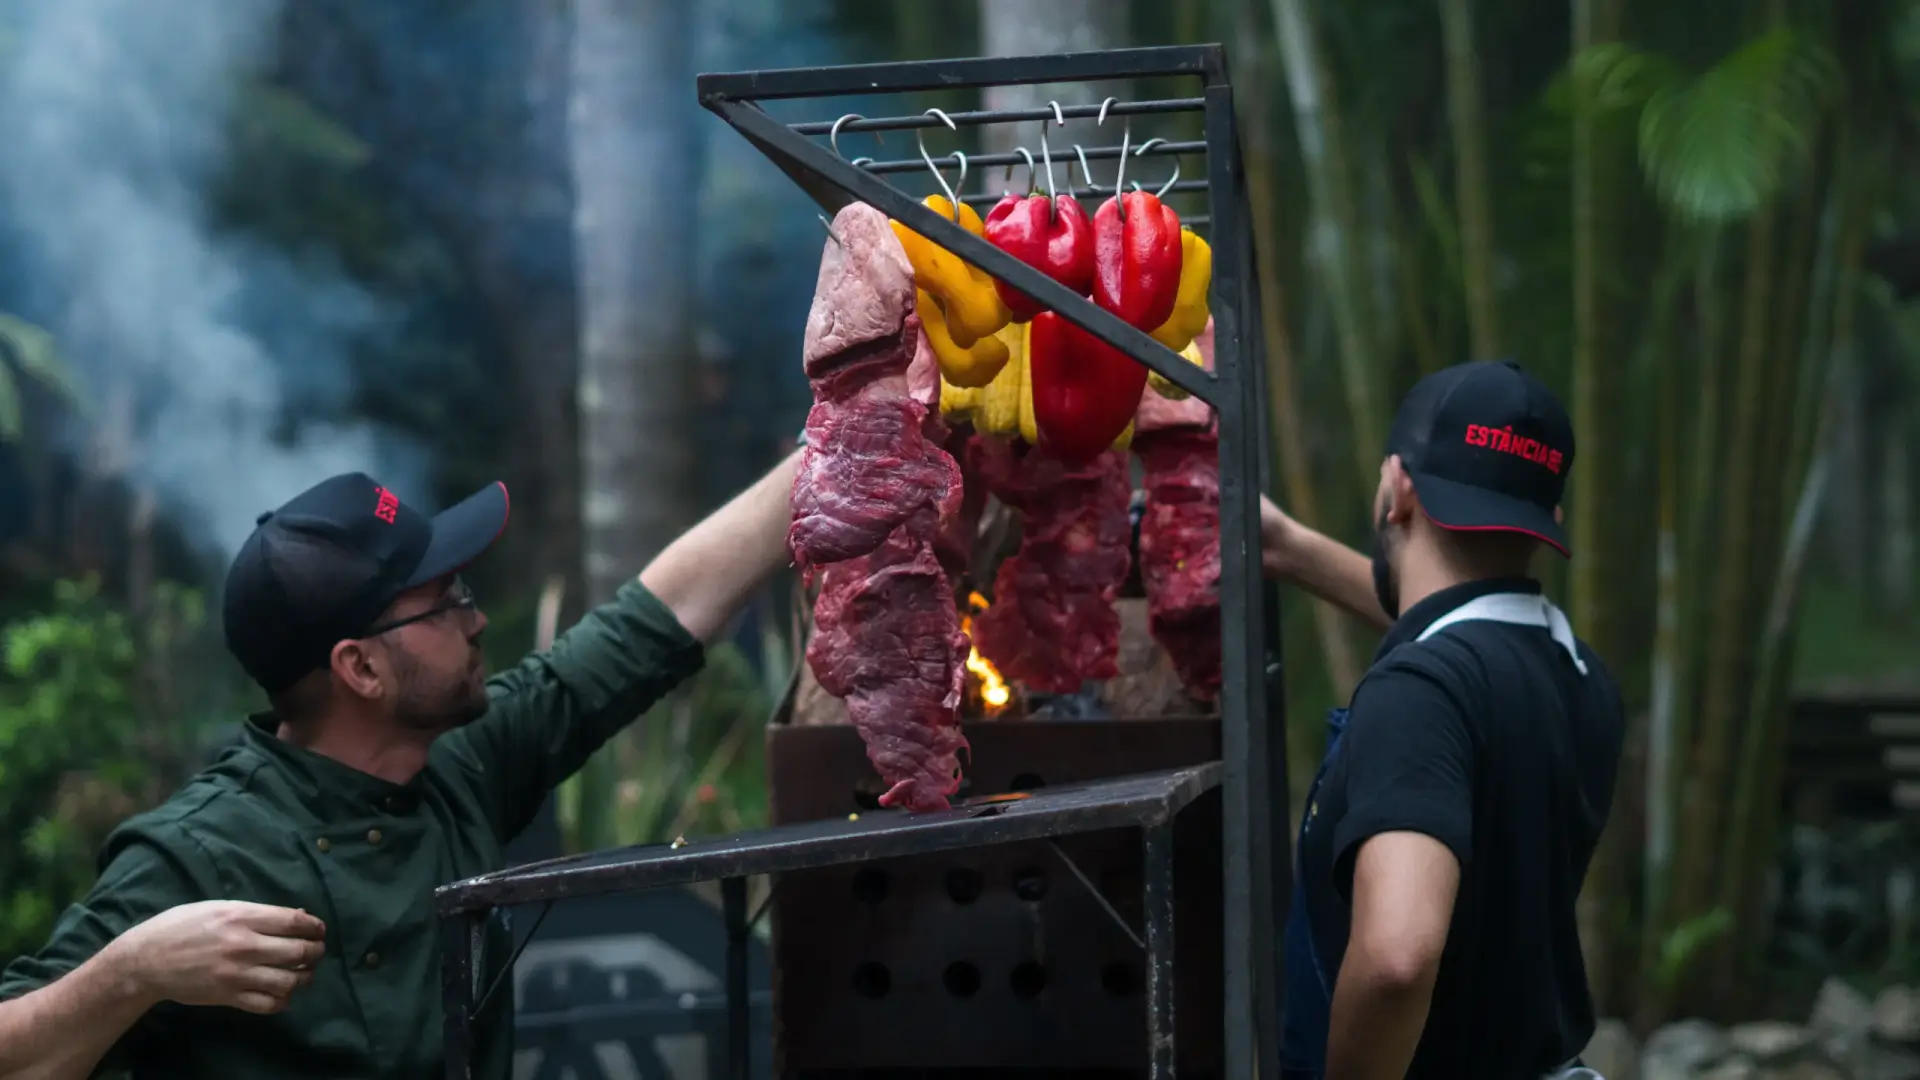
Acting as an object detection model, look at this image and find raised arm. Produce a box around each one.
[640,448,802,643]
[1260,494,1392,631]
[443,450,803,841]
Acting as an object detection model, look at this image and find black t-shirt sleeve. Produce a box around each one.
[1330,660,1477,897]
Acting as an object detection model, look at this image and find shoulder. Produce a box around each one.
[1351,642,1481,723]
[1574,639,1625,701]
[108,754,287,865]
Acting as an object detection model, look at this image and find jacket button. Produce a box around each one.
[364,951,380,969]
[366,828,383,845]
[316,838,331,853]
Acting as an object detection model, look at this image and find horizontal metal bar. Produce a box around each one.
[853,140,1207,176]
[696,45,1224,102]
[1185,215,1211,228]
[702,97,1220,402]
[959,178,1210,206]
[437,763,1220,913]
[516,991,773,1034]
[792,98,1205,138]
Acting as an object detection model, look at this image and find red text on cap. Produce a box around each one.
[373,487,400,524]
[1465,424,1564,474]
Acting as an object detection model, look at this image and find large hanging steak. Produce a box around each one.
[795,203,969,812]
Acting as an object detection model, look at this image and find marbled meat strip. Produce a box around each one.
[968,438,1133,694]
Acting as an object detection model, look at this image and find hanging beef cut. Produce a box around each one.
[796,203,969,812]
[968,437,1133,694]
[788,205,965,581]
[1133,320,1222,699]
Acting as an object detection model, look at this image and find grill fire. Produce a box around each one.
[960,591,1011,714]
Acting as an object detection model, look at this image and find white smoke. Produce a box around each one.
[0,0,427,557]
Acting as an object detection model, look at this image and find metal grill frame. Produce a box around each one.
[438,43,1290,1080]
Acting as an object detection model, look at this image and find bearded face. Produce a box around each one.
[383,634,489,733]
[1371,501,1404,621]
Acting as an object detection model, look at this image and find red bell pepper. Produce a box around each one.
[983,193,1096,323]
[1091,190,1183,332]
[1027,310,1150,466]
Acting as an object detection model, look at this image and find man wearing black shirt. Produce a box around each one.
[1261,360,1624,1080]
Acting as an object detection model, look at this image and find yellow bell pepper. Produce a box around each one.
[1147,339,1208,401]
[891,196,1011,351]
[1148,229,1212,353]
[941,322,1026,436]
[1017,322,1039,445]
[920,289,1009,388]
[942,321,1123,453]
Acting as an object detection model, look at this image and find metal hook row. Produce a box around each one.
[828,97,1180,216]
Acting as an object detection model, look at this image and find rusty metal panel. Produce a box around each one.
[766,720,1224,1077]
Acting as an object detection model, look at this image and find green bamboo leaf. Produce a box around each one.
[1636,29,1838,223]
[0,312,82,409]
[0,366,20,443]
[236,81,371,170]
[1572,41,1687,112]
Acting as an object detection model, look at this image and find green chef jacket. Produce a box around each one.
[0,579,704,1080]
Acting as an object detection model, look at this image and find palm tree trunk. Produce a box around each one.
[569,0,700,851]
[1439,0,1499,361]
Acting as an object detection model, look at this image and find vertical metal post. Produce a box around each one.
[724,876,749,1080]
[1236,145,1295,1035]
[440,911,481,1080]
[1201,74,1278,1080]
[1144,822,1179,1080]
[1219,82,1287,1076]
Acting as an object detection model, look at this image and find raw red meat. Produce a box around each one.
[968,438,1133,693]
[790,381,961,577]
[807,527,970,812]
[795,204,970,813]
[1135,428,1222,699]
[788,205,964,581]
[1135,320,1216,435]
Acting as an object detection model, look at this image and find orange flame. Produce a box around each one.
[960,591,1011,712]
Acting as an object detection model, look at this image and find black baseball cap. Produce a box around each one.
[222,473,510,695]
[1385,359,1574,557]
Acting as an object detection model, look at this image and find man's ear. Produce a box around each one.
[329,639,386,700]
[1554,505,1565,525]
[1382,455,1419,526]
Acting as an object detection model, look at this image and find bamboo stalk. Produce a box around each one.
[1439,0,1500,361]
[1237,35,1366,701]
[1395,199,1444,376]
[1636,241,1697,1023]
[1724,128,1877,989]
[1268,0,1386,475]
[1569,0,1627,1003]
[1678,205,1776,939]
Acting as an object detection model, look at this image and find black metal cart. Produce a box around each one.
[439,44,1289,1080]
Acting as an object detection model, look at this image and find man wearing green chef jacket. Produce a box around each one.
[0,454,802,1080]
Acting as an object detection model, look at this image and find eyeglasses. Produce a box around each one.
[361,577,477,638]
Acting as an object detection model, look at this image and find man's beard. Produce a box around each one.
[1371,505,1401,621]
[390,647,490,733]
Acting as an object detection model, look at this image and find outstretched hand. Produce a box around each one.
[1256,494,1392,631]
[112,901,328,1015]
